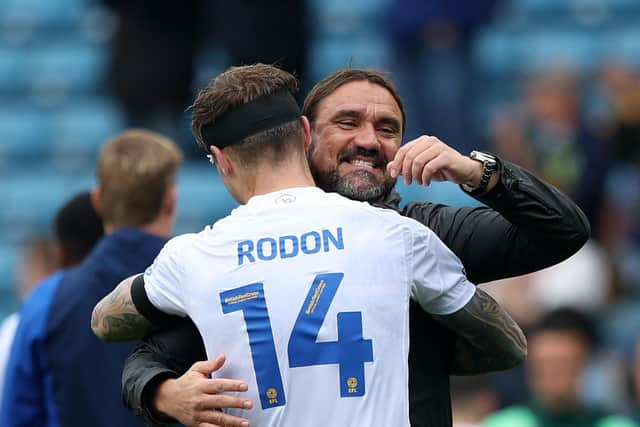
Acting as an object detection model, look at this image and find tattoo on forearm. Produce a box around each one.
[92,279,152,341]
[433,288,527,375]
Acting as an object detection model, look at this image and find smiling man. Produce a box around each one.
[306,79,402,202]
[92,64,526,427]
[117,68,588,427]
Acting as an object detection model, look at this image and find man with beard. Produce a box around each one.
[93,63,526,427]
[119,68,589,427]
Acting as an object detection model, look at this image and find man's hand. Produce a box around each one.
[153,354,253,427]
[386,136,498,191]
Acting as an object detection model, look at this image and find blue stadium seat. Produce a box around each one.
[513,0,569,16]
[473,29,518,75]
[174,165,238,235]
[0,106,49,165]
[309,0,390,38]
[0,292,18,320]
[309,37,390,85]
[0,173,94,242]
[25,42,106,95]
[395,181,483,209]
[600,29,640,66]
[0,0,91,29]
[0,99,122,170]
[0,244,17,295]
[519,31,597,71]
[48,99,125,171]
[0,47,23,93]
[474,29,597,75]
[506,0,640,29]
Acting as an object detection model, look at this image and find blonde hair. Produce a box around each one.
[97,129,182,227]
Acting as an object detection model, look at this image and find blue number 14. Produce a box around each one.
[219,273,373,410]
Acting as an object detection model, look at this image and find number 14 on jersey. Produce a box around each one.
[220,273,374,410]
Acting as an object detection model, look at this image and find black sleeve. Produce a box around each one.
[130,274,180,327]
[402,158,590,284]
[122,317,206,425]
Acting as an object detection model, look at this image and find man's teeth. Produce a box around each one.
[350,160,375,168]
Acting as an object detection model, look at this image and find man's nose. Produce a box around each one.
[353,124,380,151]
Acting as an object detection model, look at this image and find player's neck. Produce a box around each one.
[102,215,172,239]
[243,161,315,203]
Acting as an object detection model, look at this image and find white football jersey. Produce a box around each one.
[144,186,475,427]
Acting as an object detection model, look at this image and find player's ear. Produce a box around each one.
[90,187,102,215]
[301,116,311,151]
[210,145,233,177]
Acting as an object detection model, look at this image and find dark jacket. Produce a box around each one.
[46,229,166,427]
[121,159,590,427]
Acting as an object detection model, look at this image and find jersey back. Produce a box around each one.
[144,187,475,427]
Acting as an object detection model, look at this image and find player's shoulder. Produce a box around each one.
[159,233,200,262]
[164,232,199,250]
[326,192,401,220]
[328,193,435,237]
[353,197,432,231]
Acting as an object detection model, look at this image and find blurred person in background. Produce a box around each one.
[1,130,182,427]
[121,68,589,427]
[14,237,58,300]
[482,308,637,427]
[103,0,309,159]
[0,192,103,423]
[387,0,499,153]
[599,63,640,167]
[483,237,614,328]
[630,341,640,421]
[489,69,613,232]
[451,375,497,427]
[482,240,618,410]
[208,0,309,98]
[0,236,57,407]
[486,66,639,413]
[589,64,640,361]
[102,0,202,157]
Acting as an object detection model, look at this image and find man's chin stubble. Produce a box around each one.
[313,169,395,202]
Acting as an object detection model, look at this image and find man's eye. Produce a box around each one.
[338,121,356,127]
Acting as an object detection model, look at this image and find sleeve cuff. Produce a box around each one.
[131,274,182,326]
[140,371,180,426]
[461,156,508,201]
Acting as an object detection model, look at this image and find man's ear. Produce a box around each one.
[58,243,75,268]
[301,116,312,151]
[210,145,233,177]
[163,185,177,217]
[90,187,102,215]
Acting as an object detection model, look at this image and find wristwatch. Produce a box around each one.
[466,150,497,193]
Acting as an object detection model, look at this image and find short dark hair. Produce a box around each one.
[531,307,596,349]
[54,192,104,263]
[191,64,304,169]
[303,68,406,133]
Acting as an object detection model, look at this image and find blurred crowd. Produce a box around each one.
[1,0,640,425]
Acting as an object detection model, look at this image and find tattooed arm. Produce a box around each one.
[92,274,154,342]
[433,288,527,375]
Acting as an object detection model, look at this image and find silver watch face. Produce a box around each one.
[471,151,497,167]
